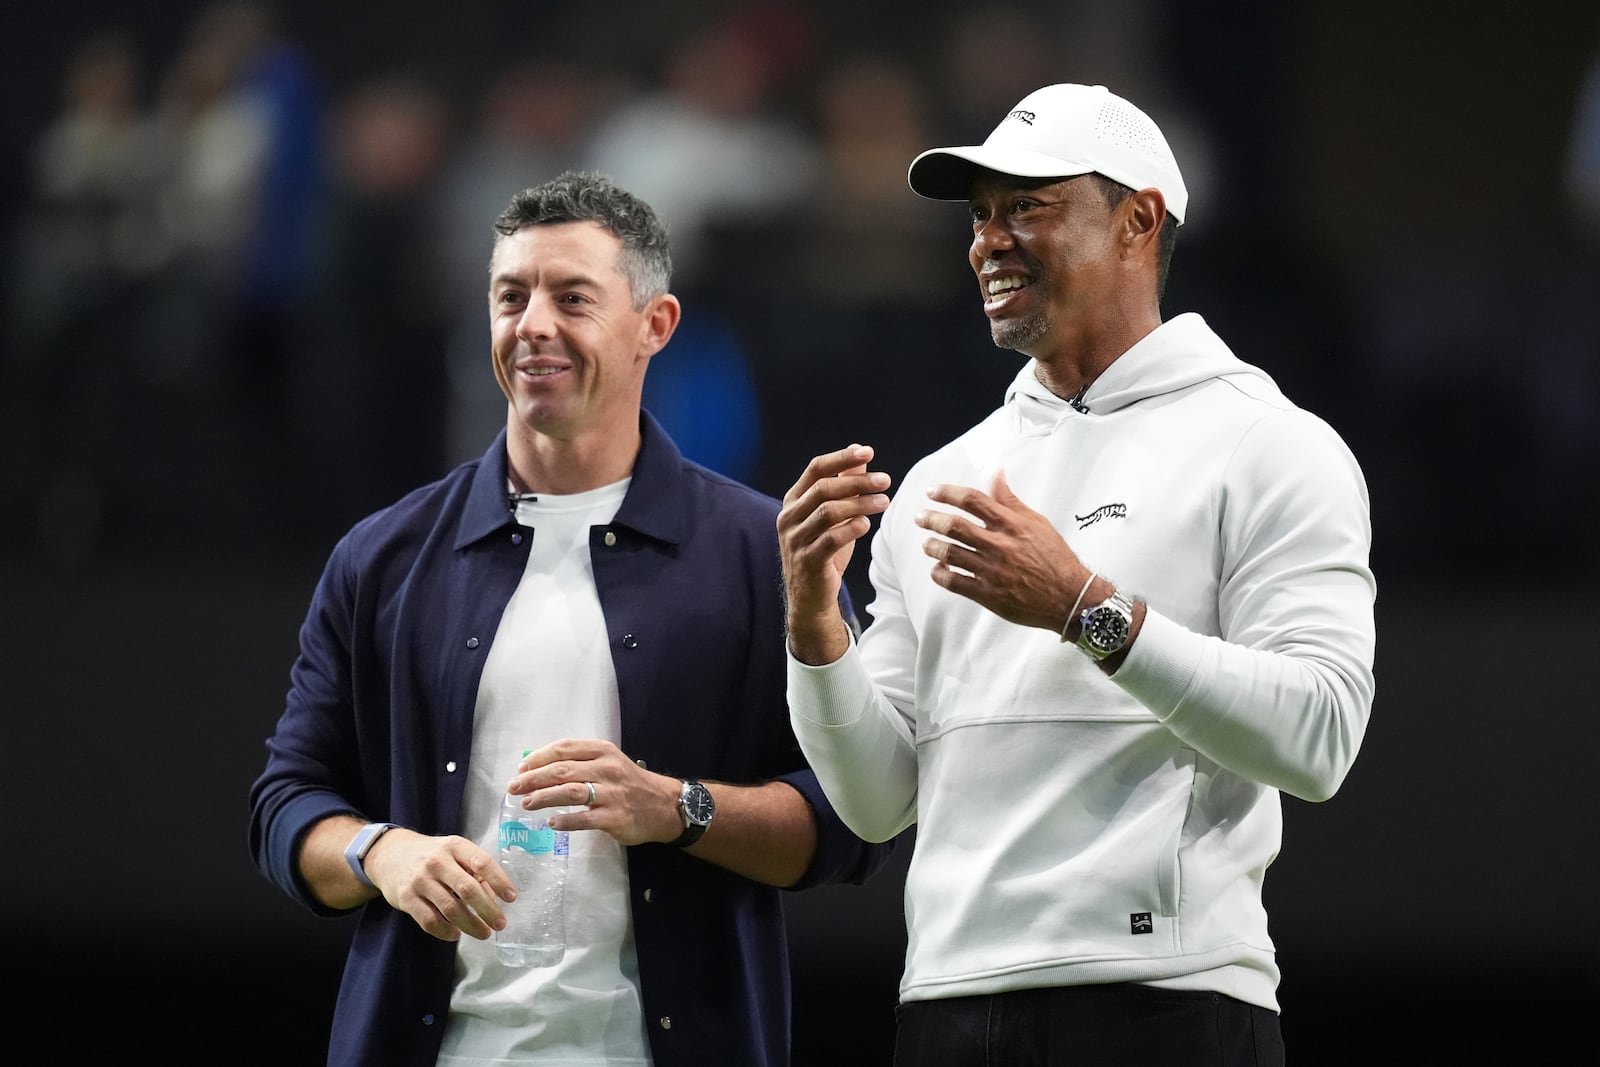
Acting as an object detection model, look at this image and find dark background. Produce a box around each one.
[3,2,1597,1064]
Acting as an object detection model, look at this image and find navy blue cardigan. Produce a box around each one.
[249,412,894,1065]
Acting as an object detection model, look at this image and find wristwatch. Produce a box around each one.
[1076,590,1136,661]
[671,779,715,848]
[344,821,398,888]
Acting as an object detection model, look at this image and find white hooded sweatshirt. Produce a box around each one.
[787,313,1376,1012]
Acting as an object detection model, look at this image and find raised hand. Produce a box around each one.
[777,444,892,665]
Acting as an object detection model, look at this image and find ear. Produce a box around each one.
[1122,188,1166,254]
[637,293,682,359]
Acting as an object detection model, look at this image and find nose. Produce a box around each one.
[515,296,555,346]
[970,213,1016,265]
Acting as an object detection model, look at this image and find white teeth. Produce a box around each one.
[526,367,561,375]
[987,276,1026,295]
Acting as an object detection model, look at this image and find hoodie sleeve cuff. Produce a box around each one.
[1110,608,1202,720]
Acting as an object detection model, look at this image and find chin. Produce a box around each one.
[512,403,567,434]
[991,318,1048,352]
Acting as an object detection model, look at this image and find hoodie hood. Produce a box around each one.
[1004,313,1283,426]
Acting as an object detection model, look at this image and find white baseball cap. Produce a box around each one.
[907,83,1188,224]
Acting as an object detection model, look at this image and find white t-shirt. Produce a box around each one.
[437,480,653,1066]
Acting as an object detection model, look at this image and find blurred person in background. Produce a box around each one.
[2,28,162,562]
[754,52,994,507]
[581,4,819,292]
[249,170,894,1066]
[581,8,820,487]
[932,5,1063,145]
[1566,43,1600,242]
[289,74,455,542]
[144,0,322,435]
[3,3,325,562]
[779,83,1375,1065]
[87,0,324,537]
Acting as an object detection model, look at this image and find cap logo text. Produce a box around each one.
[1008,109,1036,125]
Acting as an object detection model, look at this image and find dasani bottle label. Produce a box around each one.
[499,820,556,854]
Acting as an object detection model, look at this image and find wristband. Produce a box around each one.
[1060,572,1098,642]
[344,822,398,888]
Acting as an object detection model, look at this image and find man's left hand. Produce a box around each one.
[915,469,1083,633]
[509,738,681,845]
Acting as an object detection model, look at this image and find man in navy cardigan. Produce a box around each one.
[249,171,894,1066]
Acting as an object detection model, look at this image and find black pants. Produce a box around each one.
[892,983,1285,1066]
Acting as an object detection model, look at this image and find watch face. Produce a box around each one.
[682,782,715,826]
[1085,604,1131,653]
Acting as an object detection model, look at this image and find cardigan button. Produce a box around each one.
[659,1017,672,1030]
[466,637,480,649]
[622,634,637,649]
[604,531,617,546]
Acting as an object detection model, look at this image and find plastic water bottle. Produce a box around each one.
[495,768,569,968]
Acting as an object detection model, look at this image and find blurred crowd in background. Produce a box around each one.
[4,0,1598,589]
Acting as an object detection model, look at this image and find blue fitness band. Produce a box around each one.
[344,822,398,888]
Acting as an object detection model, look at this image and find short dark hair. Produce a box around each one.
[493,171,672,309]
[1091,174,1178,302]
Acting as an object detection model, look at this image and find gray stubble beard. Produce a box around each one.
[990,309,1050,352]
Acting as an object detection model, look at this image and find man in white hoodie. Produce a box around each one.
[777,83,1375,1065]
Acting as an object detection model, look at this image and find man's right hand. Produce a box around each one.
[777,444,892,666]
[363,828,518,944]
[302,816,516,944]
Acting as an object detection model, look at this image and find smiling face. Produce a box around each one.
[966,172,1124,358]
[488,220,674,448]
